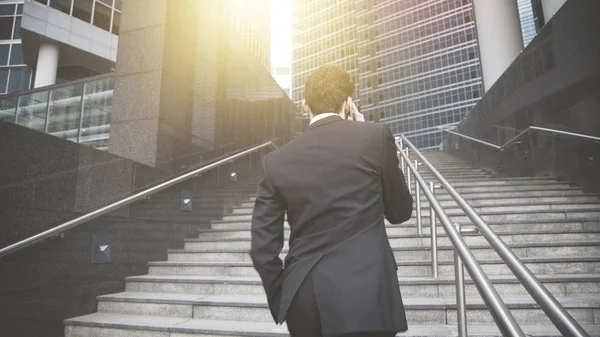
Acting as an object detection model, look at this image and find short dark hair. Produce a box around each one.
[305,65,355,115]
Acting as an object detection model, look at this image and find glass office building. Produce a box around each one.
[292,0,360,115]
[292,0,484,149]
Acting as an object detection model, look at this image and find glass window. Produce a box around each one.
[0,4,16,16]
[97,0,113,7]
[0,17,14,40]
[0,96,17,121]
[81,77,113,150]
[73,0,93,23]
[34,0,49,5]
[16,90,48,130]
[17,4,23,15]
[0,68,8,93]
[0,44,9,65]
[49,0,71,15]
[9,44,24,65]
[8,67,30,93]
[93,2,111,31]
[112,11,121,35]
[47,84,84,141]
[12,17,21,39]
[114,0,122,11]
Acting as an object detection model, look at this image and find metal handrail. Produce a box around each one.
[439,125,600,151]
[396,142,526,337]
[0,141,277,259]
[401,135,590,337]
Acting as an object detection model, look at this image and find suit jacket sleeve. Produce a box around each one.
[381,124,413,224]
[250,154,286,322]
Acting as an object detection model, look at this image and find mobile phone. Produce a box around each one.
[345,104,352,120]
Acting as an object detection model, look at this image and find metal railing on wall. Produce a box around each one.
[0,140,277,259]
[439,125,600,151]
[398,135,591,337]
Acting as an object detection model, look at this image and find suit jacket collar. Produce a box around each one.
[308,115,343,130]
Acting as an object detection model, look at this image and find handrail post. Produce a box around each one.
[0,141,277,259]
[405,148,412,194]
[454,223,468,337]
[429,181,438,278]
[414,160,422,235]
[399,138,405,174]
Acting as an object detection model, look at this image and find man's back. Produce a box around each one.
[267,116,409,251]
[251,115,413,337]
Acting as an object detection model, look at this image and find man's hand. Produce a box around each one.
[350,102,365,122]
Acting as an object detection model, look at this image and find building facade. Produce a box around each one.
[293,0,484,149]
[0,0,270,95]
[292,0,360,115]
[217,0,271,69]
[0,1,30,94]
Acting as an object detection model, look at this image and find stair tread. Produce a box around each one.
[98,292,600,309]
[188,229,600,242]
[152,255,600,266]
[127,273,600,284]
[64,313,600,336]
[201,219,600,233]
[175,241,600,254]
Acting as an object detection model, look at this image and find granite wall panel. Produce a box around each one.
[445,0,600,192]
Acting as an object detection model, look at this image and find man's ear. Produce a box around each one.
[303,99,312,117]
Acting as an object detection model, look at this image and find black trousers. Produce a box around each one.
[286,273,397,337]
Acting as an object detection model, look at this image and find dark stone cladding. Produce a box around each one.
[0,121,265,337]
[443,0,600,193]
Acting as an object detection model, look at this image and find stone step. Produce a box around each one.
[148,256,600,278]
[235,195,600,209]
[199,221,600,240]
[170,241,600,264]
[64,313,600,337]
[184,229,600,251]
[93,292,600,325]
[231,200,600,215]
[124,274,600,299]
[240,186,588,204]
[216,208,600,224]
[210,217,600,234]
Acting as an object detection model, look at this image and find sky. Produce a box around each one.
[270,0,292,68]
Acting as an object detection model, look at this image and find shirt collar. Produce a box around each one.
[309,113,341,125]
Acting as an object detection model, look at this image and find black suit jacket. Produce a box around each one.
[250,115,413,336]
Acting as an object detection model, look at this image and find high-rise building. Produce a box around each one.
[292,0,360,115]
[217,0,271,69]
[0,0,270,95]
[293,0,484,149]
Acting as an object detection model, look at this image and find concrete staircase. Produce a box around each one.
[64,151,600,336]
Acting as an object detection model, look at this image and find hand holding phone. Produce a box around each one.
[349,101,365,122]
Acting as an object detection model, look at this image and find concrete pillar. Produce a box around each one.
[473,0,524,91]
[542,0,567,22]
[33,42,59,88]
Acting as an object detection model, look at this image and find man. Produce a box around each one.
[250,66,413,337]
